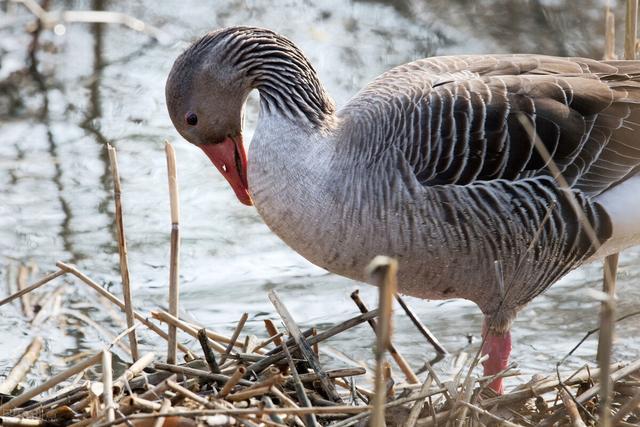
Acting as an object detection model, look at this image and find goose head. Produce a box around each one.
[166,27,336,207]
[165,30,252,206]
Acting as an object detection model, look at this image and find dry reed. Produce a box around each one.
[107,144,139,361]
[165,142,181,365]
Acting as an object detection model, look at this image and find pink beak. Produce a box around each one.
[199,134,252,206]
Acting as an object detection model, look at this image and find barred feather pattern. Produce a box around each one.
[328,54,640,327]
[184,26,336,126]
[174,29,640,331]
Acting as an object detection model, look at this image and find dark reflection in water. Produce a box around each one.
[0,0,639,389]
[26,0,78,262]
[79,0,117,256]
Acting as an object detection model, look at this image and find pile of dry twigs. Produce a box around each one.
[1,142,640,427]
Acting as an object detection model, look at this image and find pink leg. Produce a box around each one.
[481,319,512,394]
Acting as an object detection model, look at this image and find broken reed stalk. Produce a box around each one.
[268,387,307,427]
[0,352,102,414]
[220,312,248,365]
[559,388,587,427]
[153,362,252,387]
[457,401,520,427]
[197,328,221,374]
[604,4,616,60]
[0,269,65,307]
[107,144,139,361]
[101,351,115,423]
[16,266,34,319]
[0,416,44,426]
[350,290,418,384]
[113,352,156,394]
[268,290,342,402]
[244,309,378,377]
[281,340,318,427]
[62,309,132,358]
[403,374,433,427]
[151,310,226,353]
[264,319,284,346]
[151,398,171,427]
[367,256,398,427]
[597,252,619,427]
[56,262,193,355]
[626,0,638,60]
[165,142,181,365]
[219,366,246,397]
[0,337,43,395]
[182,318,251,350]
[254,331,284,353]
[539,359,640,426]
[394,294,447,358]
[166,379,216,409]
[100,405,373,427]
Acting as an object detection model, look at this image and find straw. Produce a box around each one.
[596,253,619,427]
[0,269,65,307]
[16,266,34,319]
[403,374,433,427]
[366,256,398,427]
[197,328,221,374]
[220,313,248,365]
[604,4,616,60]
[107,144,139,361]
[0,352,102,413]
[151,310,226,353]
[101,350,115,423]
[281,340,317,427]
[264,319,284,346]
[350,289,418,384]
[268,290,342,402]
[219,367,247,397]
[113,352,156,394]
[243,309,378,377]
[0,337,43,395]
[151,398,172,427]
[153,362,252,387]
[165,142,181,365]
[626,0,638,59]
[394,294,447,359]
[56,262,192,355]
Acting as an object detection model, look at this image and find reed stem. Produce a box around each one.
[107,144,139,361]
[57,262,193,355]
[604,4,616,60]
[597,253,619,427]
[101,350,115,423]
[0,337,43,395]
[164,142,181,365]
[625,0,638,59]
[0,352,102,414]
[367,256,398,427]
[0,269,65,308]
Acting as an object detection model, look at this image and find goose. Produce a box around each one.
[165,26,640,393]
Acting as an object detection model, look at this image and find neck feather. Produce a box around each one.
[209,27,336,127]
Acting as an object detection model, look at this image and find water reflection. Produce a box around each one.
[79,0,117,257]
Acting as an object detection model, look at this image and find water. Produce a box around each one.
[1,0,639,391]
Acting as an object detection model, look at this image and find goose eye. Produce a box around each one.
[185,112,198,126]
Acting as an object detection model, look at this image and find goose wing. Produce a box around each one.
[340,55,640,314]
[345,54,640,193]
